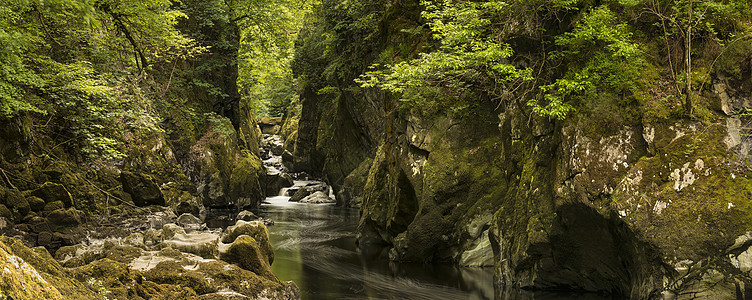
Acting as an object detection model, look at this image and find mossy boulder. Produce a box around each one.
[0,236,98,299]
[227,150,265,209]
[46,208,82,229]
[43,201,65,212]
[31,182,73,207]
[220,220,273,264]
[119,171,165,207]
[27,196,46,212]
[219,235,274,278]
[3,189,30,218]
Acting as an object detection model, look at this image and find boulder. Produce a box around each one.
[219,235,274,277]
[299,191,335,204]
[288,188,310,202]
[31,182,73,207]
[175,201,199,217]
[237,210,259,221]
[119,171,165,207]
[265,173,294,196]
[4,189,30,217]
[46,208,81,229]
[43,201,65,212]
[27,196,46,212]
[0,204,12,222]
[220,220,273,264]
[176,213,202,231]
[161,231,219,259]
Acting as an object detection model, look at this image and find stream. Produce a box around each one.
[254,135,496,299]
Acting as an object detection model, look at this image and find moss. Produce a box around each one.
[0,236,98,299]
[228,150,265,209]
[31,182,74,208]
[612,123,749,261]
[219,235,274,278]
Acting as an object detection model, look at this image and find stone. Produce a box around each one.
[0,236,99,299]
[237,210,259,221]
[4,189,30,217]
[220,220,273,264]
[46,208,81,229]
[0,204,12,221]
[288,188,310,202]
[43,201,65,212]
[459,230,494,267]
[219,235,274,277]
[37,231,54,247]
[299,191,335,204]
[176,201,199,216]
[161,223,186,240]
[119,171,165,207]
[161,231,219,259]
[27,196,46,212]
[31,182,73,207]
[265,172,294,196]
[176,213,202,231]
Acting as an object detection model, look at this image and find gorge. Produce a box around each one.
[1,0,752,299]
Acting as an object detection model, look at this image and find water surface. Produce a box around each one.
[258,185,496,300]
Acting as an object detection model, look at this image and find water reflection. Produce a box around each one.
[258,195,495,300]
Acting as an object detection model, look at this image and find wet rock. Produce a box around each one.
[176,213,202,231]
[299,191,335,204]
[459,230,494,267]
[288,188,310,202]
[265,172,294,196]
[282,150,294,165]
[31,182,73,207]
[161,230,219,259]
[220,220,273,263]
[237,210,259,221]
[46,208,81,229]
[120,171,165,207]
[161,223,186,239]
[219,235,274,277]
[27,196,45,212]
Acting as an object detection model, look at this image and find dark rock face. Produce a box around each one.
[119,171,165,207]
[265,172,294,197]
[31,182,73,208]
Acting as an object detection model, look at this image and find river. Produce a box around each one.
[257,181,496,300]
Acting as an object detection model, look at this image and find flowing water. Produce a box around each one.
[257,182,496,300]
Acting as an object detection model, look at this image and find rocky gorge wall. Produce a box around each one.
[288,0,752,298]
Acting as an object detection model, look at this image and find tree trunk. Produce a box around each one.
[684,0,693,116]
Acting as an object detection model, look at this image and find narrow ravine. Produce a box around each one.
[255,134,495,299]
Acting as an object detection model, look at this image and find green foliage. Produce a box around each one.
[529,5,647,120]
[357,0,533,112]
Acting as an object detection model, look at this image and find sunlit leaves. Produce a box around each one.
[357,0,532,111]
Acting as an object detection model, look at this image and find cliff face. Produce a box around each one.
[290,0,752,297]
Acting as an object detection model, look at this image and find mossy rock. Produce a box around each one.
[0,236,98,299]
[46,208,82,229]
[31,182,73,207]
[220,220,273,264]
[0,204,12,222]
[43,201,65,212]
[120,171,166,207]
[227,150,265,209]
[4,189,30,218]
[27,196,46,212]
[219,235,275,278]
